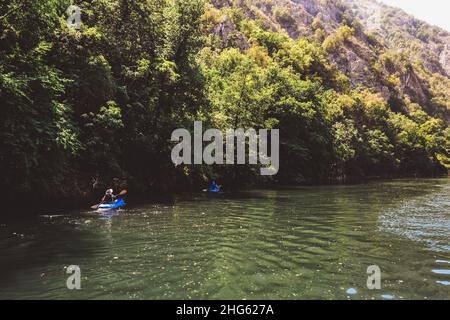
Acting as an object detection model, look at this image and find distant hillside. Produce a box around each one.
[1,0,449,211]
[209,0,450,121]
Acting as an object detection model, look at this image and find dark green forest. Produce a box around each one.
[1,0,449,210]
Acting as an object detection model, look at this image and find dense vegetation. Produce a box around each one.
[1,0,449,209]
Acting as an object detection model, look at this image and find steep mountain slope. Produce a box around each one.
[210,0,450,120]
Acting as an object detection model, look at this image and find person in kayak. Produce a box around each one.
[101,189,116,203]
[209,180,220,192]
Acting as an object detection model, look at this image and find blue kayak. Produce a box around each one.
[207,188,221,193]
[98,198,126,210]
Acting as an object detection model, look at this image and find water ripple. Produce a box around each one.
[379,183,450,253]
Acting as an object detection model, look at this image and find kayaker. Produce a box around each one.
[101,189,116,203]
[209,180,220,192]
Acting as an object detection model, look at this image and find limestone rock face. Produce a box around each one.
[345,0,450,77]
[440,44,450,76]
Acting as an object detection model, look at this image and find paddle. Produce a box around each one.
[91,189,127,209]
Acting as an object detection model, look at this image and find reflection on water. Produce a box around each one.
[0,179,449,299]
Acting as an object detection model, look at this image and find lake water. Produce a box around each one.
[0,179,449,299]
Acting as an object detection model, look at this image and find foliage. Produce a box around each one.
[323,25,355,52]
[273,7,295,26]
